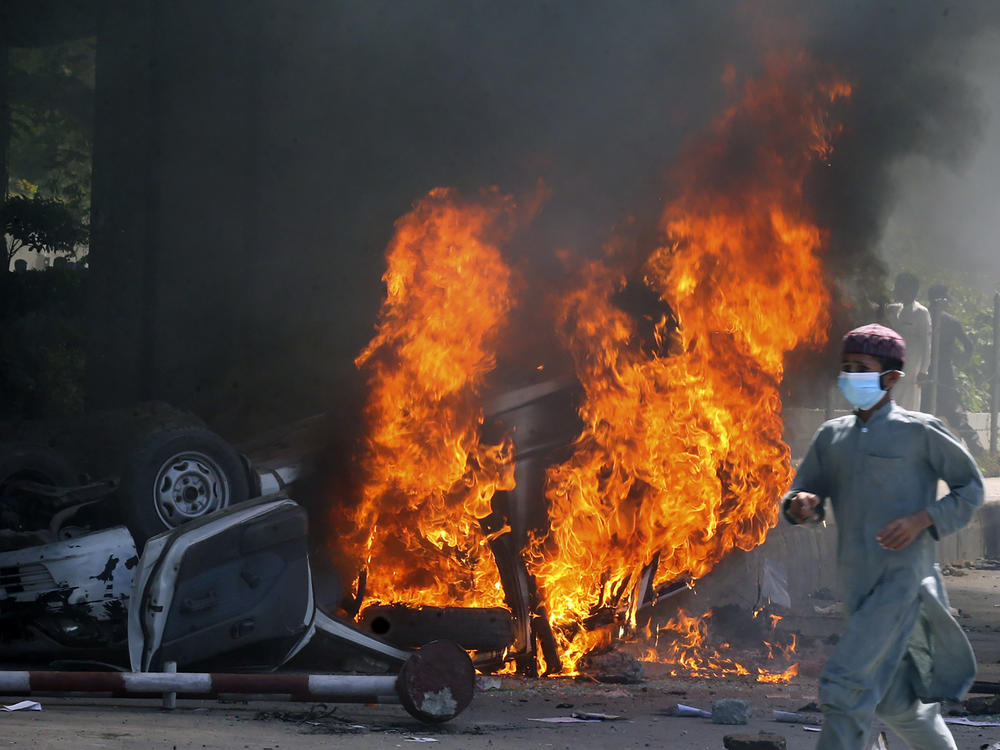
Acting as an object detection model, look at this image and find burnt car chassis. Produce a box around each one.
[0,409,479,721]
[0,492,475,721]
[0,384,692,715]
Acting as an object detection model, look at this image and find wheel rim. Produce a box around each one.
[152,451,230,527]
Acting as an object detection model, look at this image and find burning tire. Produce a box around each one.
[117,426,249,545]
[0,443,77,530]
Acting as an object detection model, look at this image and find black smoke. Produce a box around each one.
[73,0,1000,432]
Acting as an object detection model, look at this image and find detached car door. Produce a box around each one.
[128,495,313,672]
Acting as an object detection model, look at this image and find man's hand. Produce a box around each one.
[876,510,933,551]
[787,492,821,523]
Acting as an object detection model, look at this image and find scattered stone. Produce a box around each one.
[722,732,787,750]
[965,695,1000,715]
[475,676,502,691]
[712,698,752,725]
[575,650,645,684]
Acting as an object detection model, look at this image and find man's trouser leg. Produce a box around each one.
[875,655,957,750]
[817,711,873,750]
[816,573,922,750]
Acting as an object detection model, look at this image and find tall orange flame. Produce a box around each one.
[527,56,849,665]
[347,187,517,606]
[342,55,850,677]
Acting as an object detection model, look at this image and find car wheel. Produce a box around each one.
[118,426,249,546]
[0,443,78,530]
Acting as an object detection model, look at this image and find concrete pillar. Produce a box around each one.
[87,0,160,405]
[87,1,263,416]
[1,30,8,201]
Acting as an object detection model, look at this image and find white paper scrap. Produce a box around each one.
[572,712,624,721]
[529,717,601,723]
[944,717,1000,727]
[672,704,712,718]
[803,726,822,733]
[2,701,41,712]
[404,738,439,743]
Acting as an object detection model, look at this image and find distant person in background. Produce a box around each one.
[927,284,985,456]
[887,272,931,411]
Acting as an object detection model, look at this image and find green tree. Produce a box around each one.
[6,38,94,221]
[3,193,87,270]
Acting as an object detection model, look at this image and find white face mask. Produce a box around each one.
[837,371,889,410]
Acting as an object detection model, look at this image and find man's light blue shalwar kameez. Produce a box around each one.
[784,401,984,750]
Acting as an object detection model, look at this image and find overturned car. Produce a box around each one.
[0,409,480,721]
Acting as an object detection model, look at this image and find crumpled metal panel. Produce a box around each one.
[0,526,138,621]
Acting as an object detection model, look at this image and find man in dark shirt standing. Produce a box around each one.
[927,284,985,456]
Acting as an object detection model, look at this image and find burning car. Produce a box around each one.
[0,56,832,685]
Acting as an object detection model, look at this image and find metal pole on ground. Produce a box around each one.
[0,641,475,723]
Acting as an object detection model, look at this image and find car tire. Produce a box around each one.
[117,426,250,546]
[0,443,78,530]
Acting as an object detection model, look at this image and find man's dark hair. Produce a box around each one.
[928,283,949,302]
[880,356,904,372]
[895,272,919,298]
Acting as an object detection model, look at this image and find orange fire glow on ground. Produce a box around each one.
[642,609,799,683]
[334,56,851,680]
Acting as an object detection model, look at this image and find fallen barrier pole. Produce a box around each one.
[0,640,474,723]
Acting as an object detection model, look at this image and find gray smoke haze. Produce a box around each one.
[79,0,1000,433]
[879,29,1000,290]
[309,0,1000,298]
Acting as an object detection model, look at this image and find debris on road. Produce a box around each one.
[712,698,752,724]
[2,701,41,711]
[575,649,645,684]
[965,695,1000,714]
[662,703,712,718]
[571,712,624,721]
[722,731,787,749]
[945,717,1000,727]
[475,676,502,691]
[771,709,821,725]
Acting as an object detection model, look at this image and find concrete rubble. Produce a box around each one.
[712,698,753,724]
[722,731,787,750]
